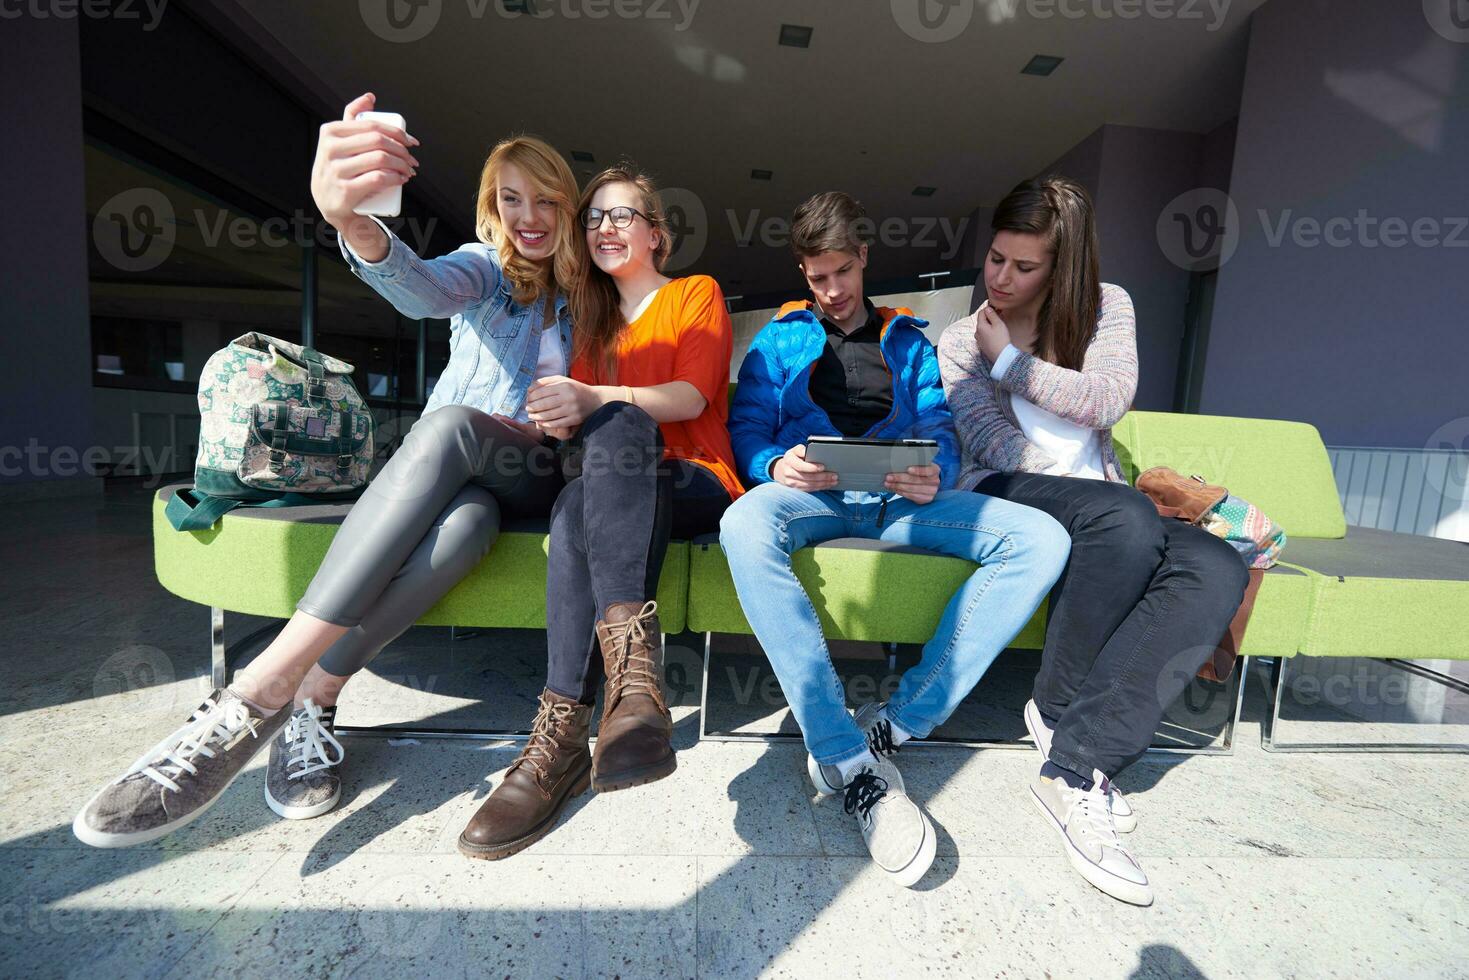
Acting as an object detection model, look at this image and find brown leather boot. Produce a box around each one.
[457,688,592,860]
[592,600,675,792]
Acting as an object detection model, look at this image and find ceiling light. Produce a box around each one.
[1021,55,1064,76]
[779,24,812,48]
[912,186,936,197]
[571,150,595,163]
[750,169,773,181]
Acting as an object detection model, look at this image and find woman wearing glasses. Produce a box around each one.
[75,94,591,848]
[457,164,740,858]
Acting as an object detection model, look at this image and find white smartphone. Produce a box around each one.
[352,110,406,217]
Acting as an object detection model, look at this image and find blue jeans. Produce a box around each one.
[719,484,1071,765]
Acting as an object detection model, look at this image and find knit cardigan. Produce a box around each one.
[936,282,1139,490]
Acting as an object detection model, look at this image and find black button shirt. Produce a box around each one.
[809,300,894,437]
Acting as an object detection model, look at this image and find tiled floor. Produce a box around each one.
[3,480,1467,978]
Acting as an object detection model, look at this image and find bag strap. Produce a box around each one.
[164,489,248,531]
[163,488,325,532]
[303,348,328,406]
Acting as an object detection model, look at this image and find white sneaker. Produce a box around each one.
[1024,699,1136,832]
[1030,769,1153,906]
[807,702,896,797]
[844,755,936,888]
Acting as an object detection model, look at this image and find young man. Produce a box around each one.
[719,192,1071,887]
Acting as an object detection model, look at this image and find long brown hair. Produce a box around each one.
[473,135,581,305]
[569,164,674,381]
[990,176,1101,372]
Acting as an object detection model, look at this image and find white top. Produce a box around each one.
[514,323,569,424]
[992,343,1106,481]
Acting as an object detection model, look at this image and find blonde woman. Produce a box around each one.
[75,94,585,846]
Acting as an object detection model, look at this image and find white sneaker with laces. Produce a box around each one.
[1024,698,1136,832]
[1030,768,1153,906]
[807,702,896,797]
[264,699,345,820]
[844,755,936,888]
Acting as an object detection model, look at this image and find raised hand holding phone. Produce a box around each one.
[309,93,420,258]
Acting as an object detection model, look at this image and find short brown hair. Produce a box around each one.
[791,191,871,260]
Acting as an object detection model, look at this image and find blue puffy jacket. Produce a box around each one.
[729,301,960,489]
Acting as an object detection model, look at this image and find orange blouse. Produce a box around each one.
[571,274,742,500]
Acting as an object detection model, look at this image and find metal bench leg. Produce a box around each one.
[211,606,227,690]
[699,632,712,741]
[1262,654,1468,753]
[698,634,1243,753]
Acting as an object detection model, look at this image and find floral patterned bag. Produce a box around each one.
[164,333,374,531]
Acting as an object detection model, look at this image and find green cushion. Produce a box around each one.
[1278,527,1469,660]
[1112,411,1346,539]
[152,487,689,633]
[689,535,1319,657]
[687,538,1048,646]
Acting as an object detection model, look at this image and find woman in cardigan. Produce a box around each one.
[937,176,1248,907]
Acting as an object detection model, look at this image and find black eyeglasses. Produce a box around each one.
[580,205,653,230]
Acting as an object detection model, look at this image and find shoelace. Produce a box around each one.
[866,717,897,758]
[843,767,888,820]
[127,695,261,793]
[603,600,663,706]
[510,696,579,792]
[1070,782,1139,866]
[284,700,344,780]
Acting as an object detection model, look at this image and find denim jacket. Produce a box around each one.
[339,216,573,417]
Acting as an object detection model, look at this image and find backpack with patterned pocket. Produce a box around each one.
[164,332,374,531]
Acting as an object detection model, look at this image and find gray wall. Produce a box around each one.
[1200,0,1469,448]
[1,17,96,493]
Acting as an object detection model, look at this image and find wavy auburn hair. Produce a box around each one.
[990,175,1101,372]
[473,135,581,306]
[568,164,674,381]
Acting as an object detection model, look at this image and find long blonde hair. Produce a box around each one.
[474,135,581,305]
[568,165,674,381]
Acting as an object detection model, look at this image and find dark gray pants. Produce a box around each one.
[300,404,563,677]
[975,472,1250,777]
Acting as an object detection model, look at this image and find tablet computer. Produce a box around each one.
[803,437,940,494]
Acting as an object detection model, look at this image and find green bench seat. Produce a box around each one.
[152,486,690,634]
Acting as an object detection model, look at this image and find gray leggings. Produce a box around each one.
[299,404,564,677]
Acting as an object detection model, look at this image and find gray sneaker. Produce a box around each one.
[1024,699,1136,832]
[265,700,345,820]
[73,689,289,848]
[1030,768,1153,906]
[808,702,897,797]
[844,755,936,888]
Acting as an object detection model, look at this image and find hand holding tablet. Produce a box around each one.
[801,437,940,499]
